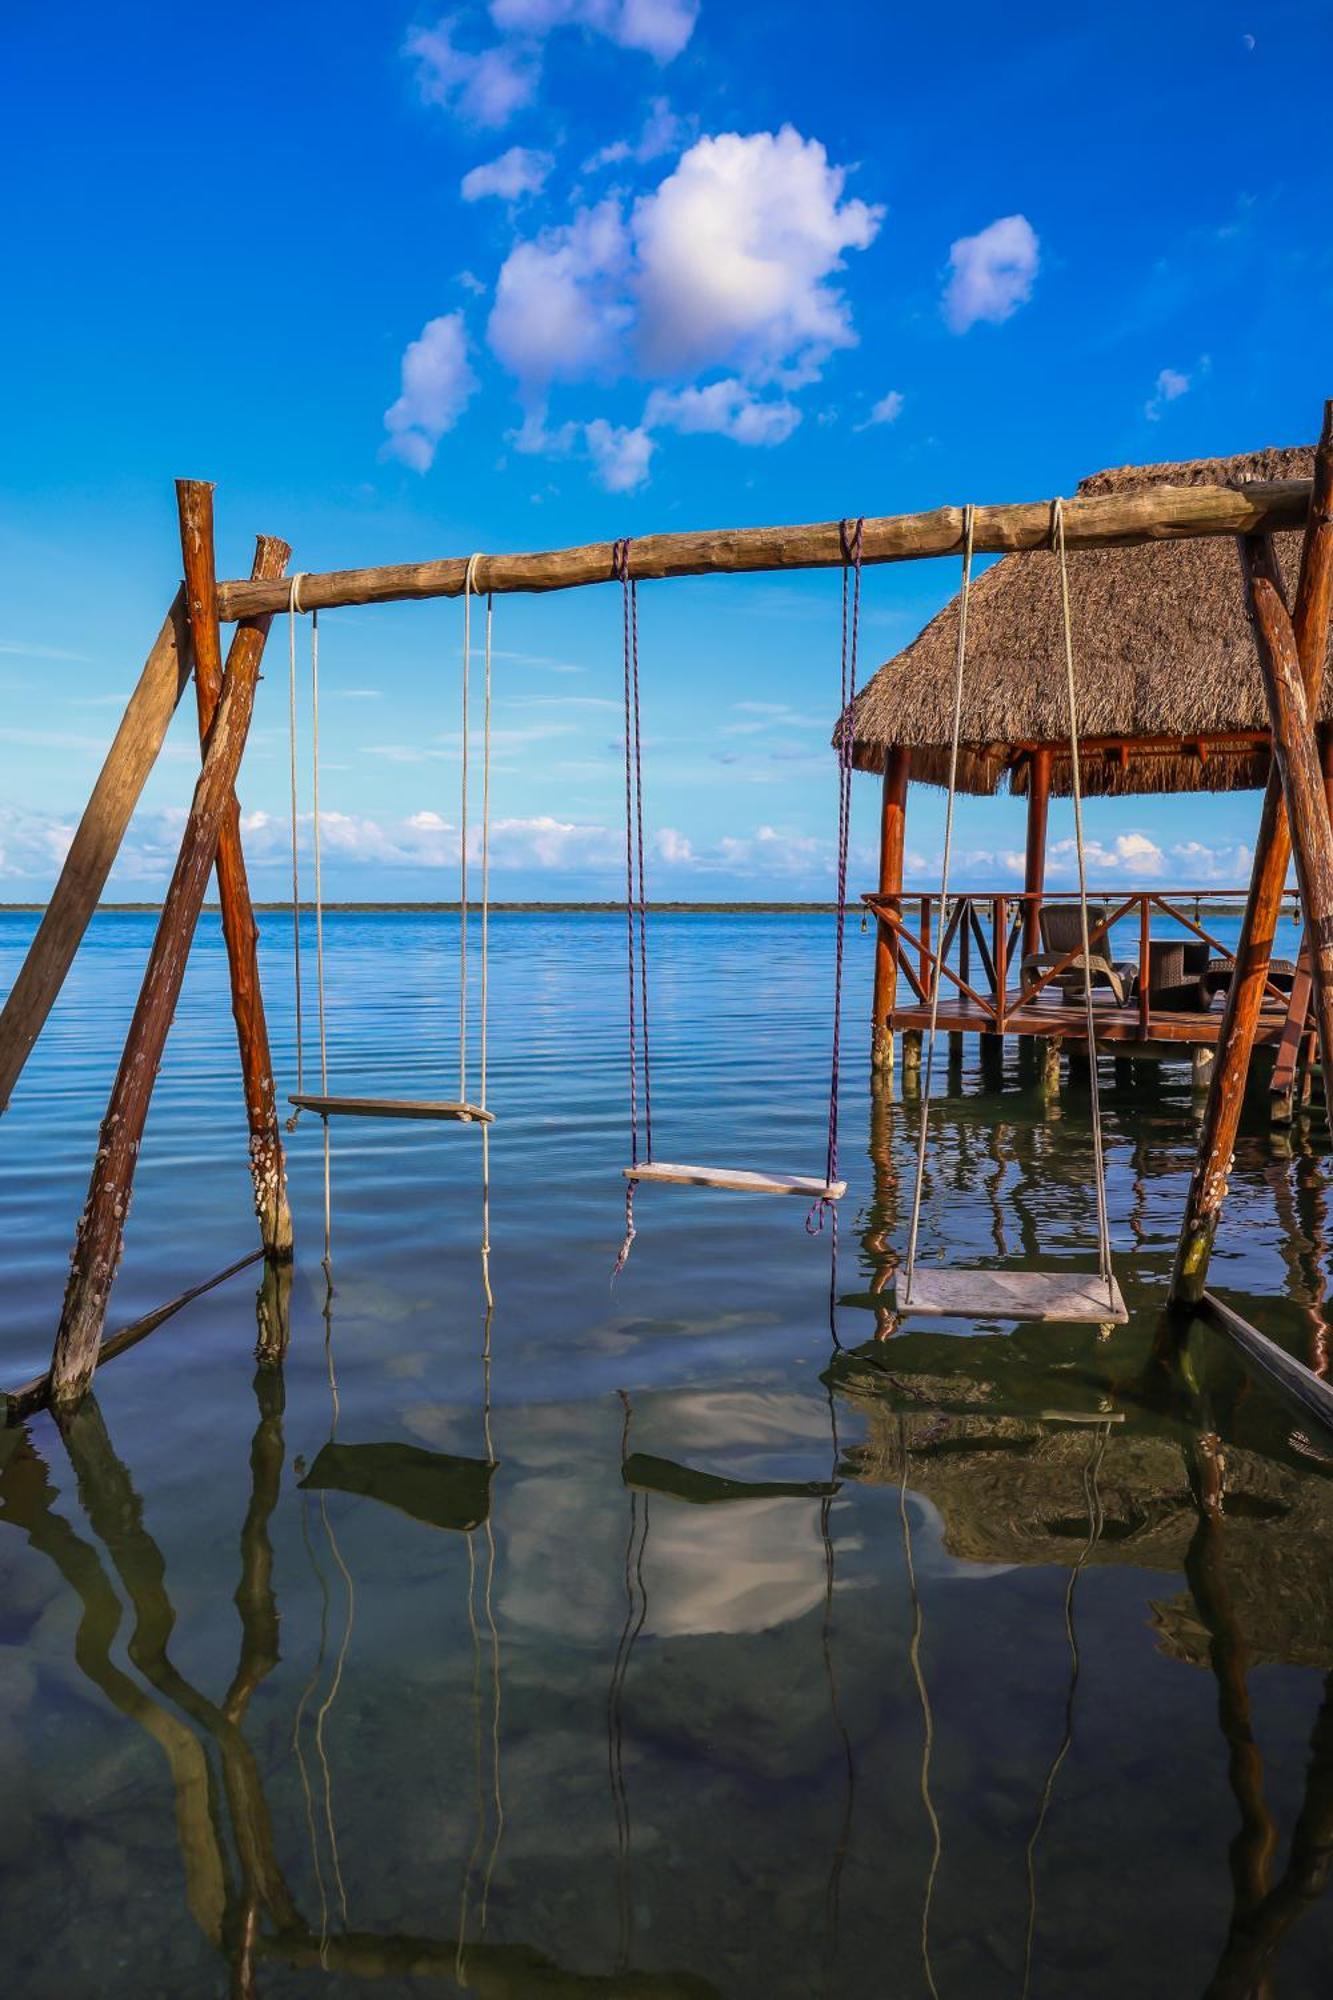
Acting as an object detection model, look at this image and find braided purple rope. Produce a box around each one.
[628,563,653,1163]
[808,518,863,1348]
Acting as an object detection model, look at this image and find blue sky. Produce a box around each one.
[2,0,1330,900]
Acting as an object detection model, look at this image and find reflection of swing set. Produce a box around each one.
[7,443,1333,1412]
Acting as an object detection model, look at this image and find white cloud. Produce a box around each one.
[656,826,694,862]
[856,388,904,430]
[583,95,682,171]
[943,214,1039,333]
[1048,831,1165,878]
[383,312,479,471]
[488,200,633,386]
[1145,366,1190,421]
[405,20,538,126]
[632,128,882,379]
[489,0,699,61]
[643,378,801,445]
[585,417,655,489]
[461,145,554,201]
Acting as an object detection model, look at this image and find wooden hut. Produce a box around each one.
[846,446,1326,1081]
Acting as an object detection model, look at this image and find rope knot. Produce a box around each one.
[838,516,865,569]
[288,572,306,615]
[464,552,484,596]
[613,537,633,584]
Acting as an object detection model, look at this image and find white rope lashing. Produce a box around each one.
[1053,498,1115,1300]
[902,511,974,1298]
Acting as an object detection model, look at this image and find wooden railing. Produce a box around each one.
[863,888,1304,1039]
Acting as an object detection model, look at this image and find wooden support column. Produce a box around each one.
[176,485,292,1262]
[1247,547,1333,1111]
[1023,747,1052,961]
[1170,403,1333,1308]
[0,595,191,1112]
[49,620,267,1408]
[871,747,910,1070]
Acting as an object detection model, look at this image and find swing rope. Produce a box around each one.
[1054,499,1115,1297]
[463,555,495,1307]
[807,519,863,1345]
[308,596,333,1281]
[902,509,975,1298]
[614,537,651,1276]
[901,502,1116,1311]
[287,574,307,1131]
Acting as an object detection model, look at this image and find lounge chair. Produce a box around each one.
[1198,954,1299,1008]
[1020,903,1137,1006]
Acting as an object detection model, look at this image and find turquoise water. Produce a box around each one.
[1,908,1331,1998]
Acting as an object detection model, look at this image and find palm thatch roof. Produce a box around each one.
[844,445,1320,797]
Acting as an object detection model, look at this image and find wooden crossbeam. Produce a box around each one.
[215,478,1314,621]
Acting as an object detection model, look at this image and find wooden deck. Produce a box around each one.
[891,987,1291,1048]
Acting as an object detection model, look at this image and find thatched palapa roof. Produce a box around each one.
[845,445,1321,797]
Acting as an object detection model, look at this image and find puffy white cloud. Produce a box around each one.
[383,312,479,471]
[489,0,699,61]
[1146,365,1190,421]
[461,145,554,201]
[584,417,655,489]
[1048,831,1165,877]
[644,377,801,445]
[405,20,538,126]
[943,213,1039,333]
[857,388,904,430]
[632,128,882,379]
[656,826,694,863]
[488,200,632,386]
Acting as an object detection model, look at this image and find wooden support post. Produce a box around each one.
[49,622,267,1408]
[1022,747,1051,961]
[0,595,191,1112]
[176,485,292,1262]
[871,747,909,1070]
[1037,1037,1062,1095]
[1192,1044,1216,1090]
[1170,403,1333,1309]
[1246,548,1333,1114]
[901,1027,923,1077]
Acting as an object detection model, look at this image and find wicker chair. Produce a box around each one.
[1019,904,1138,1006]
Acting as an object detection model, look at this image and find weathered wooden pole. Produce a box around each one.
[176,484,292,1262]
[1022,747,1052,961]
[1170,405,1333,1308]
[1246,551,1333,1107]
[0,595,191,1112]
[871,747,910,1069]
[49,625,267,1408]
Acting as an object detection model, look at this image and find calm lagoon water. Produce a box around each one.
[1,908,1331,1997]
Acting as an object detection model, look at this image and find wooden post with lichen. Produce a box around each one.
[176,483,292,1264]
[49,621,267,1409]
[871,747,910,1068]
[1170,403,1333,1308]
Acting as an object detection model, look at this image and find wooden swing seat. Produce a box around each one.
[288,1094,494,1124]
[896,1267,1127,1325]
[624,1162,846,1200]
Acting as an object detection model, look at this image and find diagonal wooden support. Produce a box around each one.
[0,594,191,1113]
[176,484,292,1262]
[49,617,267,1409]
[1170,403,1333,1307]
[1246,547,1333,1108]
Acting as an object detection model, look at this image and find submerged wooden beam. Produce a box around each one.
[1170,404,1333,1308]
[176,485,293,1262]
[1198,1292,1333,1440]
[0,594,190,1113]
[4,1250,263,1423]
[50,625,267,1408]
[216,477,1315,620]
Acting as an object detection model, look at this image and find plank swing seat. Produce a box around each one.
[893,503,1127,1333]
[610,526,860,1276]
[897,1267,1127,1325]
[625,1161,846,1200]
[288,1093,494,1124]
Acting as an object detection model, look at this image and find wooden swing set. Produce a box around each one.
[3,421,1333,1417]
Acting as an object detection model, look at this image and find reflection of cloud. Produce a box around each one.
[643,1498,827,1636]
